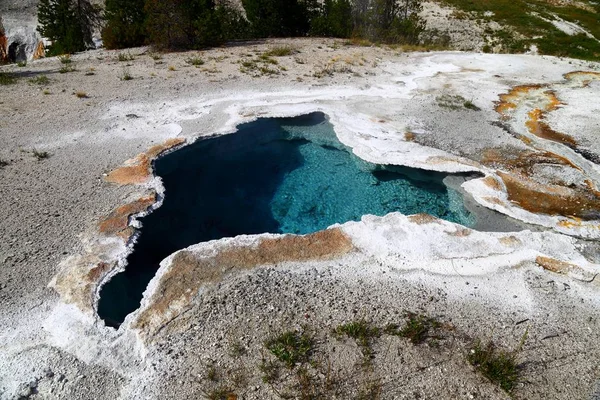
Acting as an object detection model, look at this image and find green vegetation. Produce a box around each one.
[202,386,237,400]
[58,54,72,64]
[29,75,50,85]
[0,73,17,85]
[385,312,441,344]
[436,94,480,111]
[37,0,100,55]
[117,52,134,62]
[335,320,380,350]
[102,0,147,49]
[186,56,205,66]
[17,61,27,67]
[264,330,314,368]
[32,149,50,160]
[120,68,133,80]
[437,0,600,60]
[468,340,521,393]
[59,65,76,73]
[264,46,298,57]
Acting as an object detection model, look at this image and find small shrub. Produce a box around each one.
[468,340,521,393]
[75,91,88,98]
[29,75,50,85]
[120,69,133,81]
[59,65,76,73]
[335,320,381,350]
[149,52,163,60]
[17,61,27,67]
[58,55,72,64]
[0,72,17,85]
[258,54,278,64]
[385,312,440,344]
[32,149,50,160]
[186,56,205,66]
[265,331,314,368]
[43,89,51,95]
[264,46,297,57]
[168,65,176,71]
[259,359,280,383]
[117,52,134,62]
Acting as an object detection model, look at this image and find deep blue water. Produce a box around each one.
[97,113,473,327]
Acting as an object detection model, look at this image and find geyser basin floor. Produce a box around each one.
[98,112,474,326]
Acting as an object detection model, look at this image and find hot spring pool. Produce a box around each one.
[98,112,474,326]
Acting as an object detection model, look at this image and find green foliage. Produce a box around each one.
[468,340,521,393]
[335,320,381,349]
[241,0,314,37]
[32,149,50,160]
[17,61,27,67]
[37,0,100,55]
[58,54,72,64]
[310,0,353,38]
[29,75,51,85]
[102,0,146,49]
[385,312,440,344]
[144,0,234,49]
[0,72,17,85]
[265,331,314,368]
[264,46,298,57]
[186,56,205,66]
[117,52,134,61]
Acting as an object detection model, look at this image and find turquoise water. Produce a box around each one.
[98,112,473,327]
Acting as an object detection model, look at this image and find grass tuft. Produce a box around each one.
[468,340,521,393]
[202,386,237,400]
[32,149,50,160]
[58,55,72,64]
[186,56,205,66]
[120,68,133,81]
[117,52,134,62]
[385,312,440,345]
[59,65,76,74]
[17,61,27,67]
[264,46,297,57]
[29,75,50,85]
[265,331,314,368]
[0,72,17,85]
[75,91,88,98]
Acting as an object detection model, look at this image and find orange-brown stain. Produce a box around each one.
[98,194,156,238]
[105,137,186,185]
[525,108,577,147]
[133,228,354,336]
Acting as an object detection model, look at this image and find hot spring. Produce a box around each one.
[98,112,474,327]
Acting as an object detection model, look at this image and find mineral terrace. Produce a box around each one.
[1,39,600,399]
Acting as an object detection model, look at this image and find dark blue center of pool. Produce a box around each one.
[98,113,473,327]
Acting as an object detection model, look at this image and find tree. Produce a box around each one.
[37,0,100,55]
[310,0,353,38]
[144,0,230,49]
[241,0,313,37]
[102,0,146,49]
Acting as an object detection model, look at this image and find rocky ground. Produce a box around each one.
[1,39,600,399]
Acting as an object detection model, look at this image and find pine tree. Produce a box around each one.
[37,0,100,55]
[102,0,146,49]
[241,0,313,37]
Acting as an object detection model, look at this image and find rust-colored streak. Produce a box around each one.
[526,108,577,147]
[498,171,600,219]
[98,194,156,237]
[404,131,416,141]
[481,148,579,175]
[133,228,354,336]
[105,137,186,185]
[408,213,440,225]
[32,41,45,59]
[535,256,596,282]
[53,261,115,313]
[482,176,504,191]
[564,71,600,87]
[499,236,521,247]
[495,84,544,118]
